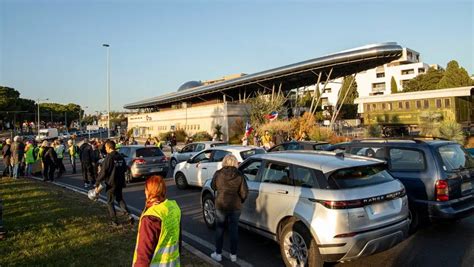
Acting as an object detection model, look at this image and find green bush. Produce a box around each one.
[438,121,464,144]
[158,129,188,143]
[366,124,382,137]
[192,131,212,141]
[309,127,332,141]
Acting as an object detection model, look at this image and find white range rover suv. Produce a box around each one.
[201,151,409,266]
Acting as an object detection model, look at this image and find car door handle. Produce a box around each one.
[276,189,288,194]
[202,168,207,170]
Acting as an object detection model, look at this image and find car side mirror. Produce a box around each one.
[187,158,193,163]
[120,153,127,158]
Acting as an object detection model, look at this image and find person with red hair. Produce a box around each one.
[133,175,182,267]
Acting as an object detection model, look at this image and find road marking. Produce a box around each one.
[28,176,253,267]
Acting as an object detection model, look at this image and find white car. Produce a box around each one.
[169,141,227,169]
[173,145,265,189]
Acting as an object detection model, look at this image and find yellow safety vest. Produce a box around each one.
[133,200,181,267]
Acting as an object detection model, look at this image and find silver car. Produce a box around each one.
[117,145,169,183]
[201,151,409,266]
[169,141,226,168]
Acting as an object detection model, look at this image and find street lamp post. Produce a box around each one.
[36,98,49,135]
[79,106,88,130]
[102,44,111,138]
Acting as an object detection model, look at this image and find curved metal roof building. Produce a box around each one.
[124,42,403,110]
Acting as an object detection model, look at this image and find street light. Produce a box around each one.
[102,43,111,138]
[36,98,49,135]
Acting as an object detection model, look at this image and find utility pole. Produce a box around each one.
[103,43,111,138]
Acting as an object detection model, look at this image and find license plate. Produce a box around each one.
[369,202,393,215]
[151,167,163,172]
[461,182,473,192]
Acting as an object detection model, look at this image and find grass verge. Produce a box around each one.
[0,177,209,266]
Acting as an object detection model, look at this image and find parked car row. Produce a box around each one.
[170,138,473,266]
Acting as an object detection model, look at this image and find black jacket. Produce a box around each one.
[42,146,58,165]
[2,144,11,159]
[79,143,94,162]
[211,166,248,211]
[96,150,126,188]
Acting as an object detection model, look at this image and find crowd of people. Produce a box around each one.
[242,130,310,150]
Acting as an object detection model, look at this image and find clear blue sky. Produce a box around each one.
[1,0,472,114]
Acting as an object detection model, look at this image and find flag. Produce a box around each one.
[265,111,278,121]
[245,121,253,136]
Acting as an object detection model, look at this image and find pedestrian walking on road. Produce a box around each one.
[67,139,78,174]
[133,175,181,267]
[41,141,57,182]
[169,133,177,153]
[80,138,96,188]
[1,139,12,177]
[24,141,36,177]
[11,136,25,179]
[94,140,134,226]
[210,154,248,263]
[54,139,66,178]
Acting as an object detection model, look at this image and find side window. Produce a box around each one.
[181,144,195,153]
[350,147,386,160]
[212,150,231,162]
[261,162,292,185]
[240,160,262,182]
[118,147,131,157]
[286,143,300,150]
[389,148,426,171]
[293,166,319,188]
[195,143,206,152]
[269,145,285,152]
[192,150,212,163]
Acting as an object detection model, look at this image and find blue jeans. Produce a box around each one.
[12,163,20,178]
[25,163,33,177]
[215,210,241,255]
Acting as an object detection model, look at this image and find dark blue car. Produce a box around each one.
[341,138,474,233]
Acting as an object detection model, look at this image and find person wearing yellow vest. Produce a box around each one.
[133,175,181,267]
[24,141,36,177]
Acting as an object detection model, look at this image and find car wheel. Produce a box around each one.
[202,194,216,229]
[125,169,132,184]
[280,221,322,267]
[170,158,178,169]
[175,172,188,189]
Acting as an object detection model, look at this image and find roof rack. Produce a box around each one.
[351,136,450,144]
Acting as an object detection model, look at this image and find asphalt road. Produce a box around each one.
[1,157,473,267]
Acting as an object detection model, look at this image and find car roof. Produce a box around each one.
[349,138,456,146]
[204,145,263,152]
[189,141,227,145]
[249,150,384,173]
[281,141,329,145]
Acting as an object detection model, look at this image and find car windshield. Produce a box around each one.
[136,147,164,157]
[438,144,474,171]
[240,148,266,160]
[328,164,394,189]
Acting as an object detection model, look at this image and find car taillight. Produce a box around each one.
[161,156,169,163]
[435,180,449,201]
[133,158,146,165]
[319,200,364,209]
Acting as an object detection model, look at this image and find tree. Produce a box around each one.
[419,111,442,136]
[437,60,474,89]
[390,76,398,93]
[402,67,444,92]
[248,91,287,128]
[337,76,358,104]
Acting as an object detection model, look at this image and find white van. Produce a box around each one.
[38,128,59,141]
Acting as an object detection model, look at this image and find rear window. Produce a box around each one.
[136,147,164,157]
[328,165,394,189]
[438,144,474,172]
[240,148,265,160]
